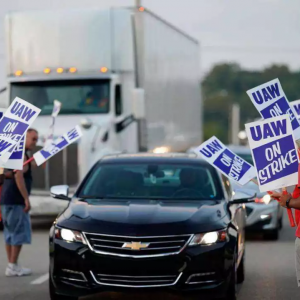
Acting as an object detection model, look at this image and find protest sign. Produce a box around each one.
[0,97,41,163]
[291,99,300,119]
[33,126,82,166]
[194,136,256,185]
[0,135,25,170]
[245,115,299,192]
[45,100,61,147]
[246,78,300,140]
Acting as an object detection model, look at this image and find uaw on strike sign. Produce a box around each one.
[245,115,299,192]
[0,97,40,166]
[247,78,300,140]
[194,136,256,185]
[291,99,300,120]
[34,126,82,166]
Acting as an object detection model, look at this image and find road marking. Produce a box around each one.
[30,273,49,285]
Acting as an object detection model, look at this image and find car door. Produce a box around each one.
[222,175,246,263]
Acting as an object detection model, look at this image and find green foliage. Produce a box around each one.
[202,63,300,143]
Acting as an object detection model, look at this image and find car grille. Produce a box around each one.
[90,271,182,288]
[83,233,193,258]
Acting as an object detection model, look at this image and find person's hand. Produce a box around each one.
[270,191,283,200]
[278,193,292,208]
[24,198,31,213]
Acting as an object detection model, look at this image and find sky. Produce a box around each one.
[0,0,300,87]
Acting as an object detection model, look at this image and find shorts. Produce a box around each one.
[296,238,300,287]
[1,205,32,246]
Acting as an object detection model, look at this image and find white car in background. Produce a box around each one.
[227,145,283,240]
[187,145,283,240]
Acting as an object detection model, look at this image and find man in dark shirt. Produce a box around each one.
[1,128,38,276]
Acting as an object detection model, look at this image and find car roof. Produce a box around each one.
[98,152,208,165]
[226,145,251,154]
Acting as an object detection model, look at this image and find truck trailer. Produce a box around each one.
[1,7,202,215]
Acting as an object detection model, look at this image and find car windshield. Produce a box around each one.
[78,162,223,200]
[10,79,110,115]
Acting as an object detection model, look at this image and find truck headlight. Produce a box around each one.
[189,230,228,246]
[55,228,86,244]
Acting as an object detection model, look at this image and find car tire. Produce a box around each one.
[220,258,237,300]
[0,220,3,231]
[237,252,245,284]
[264,229,279,241]
[49,277,78,300]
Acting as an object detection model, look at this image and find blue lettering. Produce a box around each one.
[67,129,79,141]
[262,88,272,102]
[252,91,264,104]
[266,83,280,98]
[250,126,262,141]
[0,140,12,152]
[16,105,24,118]
[10,102,21,114]
[22,107,36,122]
[200,149,212,158]
[263,123,274,139]
[270,119,287,136]
[294,104,300,116]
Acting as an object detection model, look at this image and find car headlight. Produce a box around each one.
[189,230,228,246]
[55,227,86,244]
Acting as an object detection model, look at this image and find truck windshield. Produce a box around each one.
[10,79,110,115]
[78,162,223,201]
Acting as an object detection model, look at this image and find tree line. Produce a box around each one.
[202,63,300,143]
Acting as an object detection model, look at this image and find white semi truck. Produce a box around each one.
[0,7,202,216]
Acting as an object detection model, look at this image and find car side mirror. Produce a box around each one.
[132,88,145,119]
[50,185,71,201]
[230,188,256,205]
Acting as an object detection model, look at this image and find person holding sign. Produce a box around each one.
[0,128,38,277]
[270,187,300,287]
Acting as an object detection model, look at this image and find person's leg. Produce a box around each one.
[1,206,13,266]
[5,244,12,262]
[10,245,22,264]
[5,206,31,276]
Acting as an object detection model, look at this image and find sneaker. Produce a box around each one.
[5,264,32,277]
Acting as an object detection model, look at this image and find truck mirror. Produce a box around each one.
[132,88,145,119]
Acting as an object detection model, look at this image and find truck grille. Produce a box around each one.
[90,271,182,288]
[31,143,79,190]
[83,233,193,258]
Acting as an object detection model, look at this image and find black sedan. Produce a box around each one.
[49,153,255,300]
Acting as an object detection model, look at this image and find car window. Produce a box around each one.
[78,162,223,201]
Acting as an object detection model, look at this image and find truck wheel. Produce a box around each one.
[49,278,78,300]
[264,229,279,241]
[237,252,245,284]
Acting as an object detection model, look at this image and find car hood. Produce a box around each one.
[57,199,230,235]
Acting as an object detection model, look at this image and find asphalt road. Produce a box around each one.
[0,215,299,300]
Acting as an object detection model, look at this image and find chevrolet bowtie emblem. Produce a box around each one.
[122,241,150,251]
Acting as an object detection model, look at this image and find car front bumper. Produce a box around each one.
[50,238,235,299]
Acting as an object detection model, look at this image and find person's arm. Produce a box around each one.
[278,193,300,210]
[14,170,30,213]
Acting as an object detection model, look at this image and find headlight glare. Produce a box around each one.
[55,228,86,244]
[189,230,228,246]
